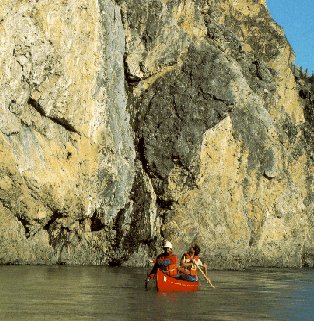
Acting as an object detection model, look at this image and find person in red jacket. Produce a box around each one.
[146,240,178,283]
[177,243,208,282]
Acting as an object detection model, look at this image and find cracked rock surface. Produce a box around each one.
[0,0,313,268]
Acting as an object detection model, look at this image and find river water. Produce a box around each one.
[0,266,313,321]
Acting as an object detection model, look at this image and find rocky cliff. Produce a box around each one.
[0,0,313,268]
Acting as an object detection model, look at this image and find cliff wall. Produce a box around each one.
[0,0,313,268]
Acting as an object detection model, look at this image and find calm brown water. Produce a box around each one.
[0,266,313,321]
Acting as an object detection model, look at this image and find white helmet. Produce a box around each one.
[163,240,173,249]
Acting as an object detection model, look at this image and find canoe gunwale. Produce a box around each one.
[156,269,199,292]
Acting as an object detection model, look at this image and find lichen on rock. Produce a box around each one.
[0,0,313,268]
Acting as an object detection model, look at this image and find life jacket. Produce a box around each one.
[157,253,178,277]
[181,253,201,277]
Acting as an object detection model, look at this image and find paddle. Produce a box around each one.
[193,260,216,288]
[145,259,156,290]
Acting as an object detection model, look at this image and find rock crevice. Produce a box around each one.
[0,0,313,268]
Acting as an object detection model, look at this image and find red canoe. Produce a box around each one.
[156,269,199,292]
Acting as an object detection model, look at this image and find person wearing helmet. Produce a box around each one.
[146,240,178,282]
[177,243,208,282]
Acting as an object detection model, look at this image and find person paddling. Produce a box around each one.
[177,244,208,282]
[146,240,178,284]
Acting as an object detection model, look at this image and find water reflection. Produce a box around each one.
[0,266,313,321]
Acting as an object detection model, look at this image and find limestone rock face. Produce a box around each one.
[0,0,313,268]
[0,0,135,264]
